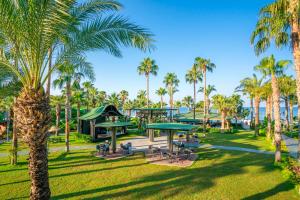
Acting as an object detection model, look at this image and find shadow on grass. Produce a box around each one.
[242,181,295,200]
[51,148,287,200]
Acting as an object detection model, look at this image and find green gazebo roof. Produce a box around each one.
[146,123,197,131]
[79,105,123,121]
[95,121,132,128]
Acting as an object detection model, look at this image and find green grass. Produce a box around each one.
[0,149,298,199]
[0,129,298,199]
[201,130,276,151]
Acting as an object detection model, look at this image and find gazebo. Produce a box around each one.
[95,121,132,153]
[146,123,197,152]
[79,105,126,141]
[128,108,178,142]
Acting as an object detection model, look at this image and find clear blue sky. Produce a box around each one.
[67,0,294,106]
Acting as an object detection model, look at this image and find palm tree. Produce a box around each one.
[0,1,154,197]
[107,93,121,108]
[89,87,98,108]
[212,94,230,131]
[54,58,95,152]
[182,96,194,111]
[236,74,263,133]
[261,82,273,139]
[185,64,202,119]
[50,95,64,136]
[156,87,167,108]
[82,81,94,111]
[72,88,84,133]
[163,73,180,110]
[136,90,147,108]
[174,101,182,114]
[194,57,216,132]
[198,84,216,114]
[255,55,291,162]
[119,90,129,110]
[251,0,300,161]
[279,75,296,131]
[137,58,158,108]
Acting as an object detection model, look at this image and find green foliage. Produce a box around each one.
[275,156,300,188]
[73,132,92,143]
[209,127,221,133]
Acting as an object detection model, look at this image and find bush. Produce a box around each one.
[48,136,63,143]
[73,132,92,143]
[209,128,220,133]
[276,156,300,194]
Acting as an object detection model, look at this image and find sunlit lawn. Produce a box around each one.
[0,129,299,199]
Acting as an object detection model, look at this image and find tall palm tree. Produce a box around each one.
[54,58,95,152]
[163,73,179,110]
[137,58,158,108]
[0,1,154,198]
[156,87,167,108]
[50,95,64,136]
[198,84,216,114]
[212,94,230,131]
[97,91,107,107]
[174,101,182,114]
[89,87,98,108]
[119,90,129,110]
[255,55,291,162]
[107,93,121,108]
[194,57,216,132]
[72,88,84,133]
[185,64,202,119]
[261,82,273,139]
[279,75,296,131]
[182,96,194,111]
[82,81,94,111]
[136,90,147,108]
[251,0,300,161]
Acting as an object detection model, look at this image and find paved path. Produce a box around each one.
[282,134,298,158]
[125,136,274,155]
[0,136,275,157]
[0,144,95,157]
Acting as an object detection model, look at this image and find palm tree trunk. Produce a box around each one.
[6,110,10,142]
[290,2,300,161]
[267,96,272,139]
[193,80,196,119]
[11,105,18,165]
[146,74,149,108]
[55,104,61,136]
[65,81,71,152]
[271,75,281,162]
[250,97,254,128]
[270,96,274,121]
[203,68,207,132]
[160,96,163,108]
[284,97,290,131]
[254,96,260,136]
[77,102,80,133]
[14,88,51,199]
[221,111,225,132]
[46,47,52,96]
[289,99,294,128]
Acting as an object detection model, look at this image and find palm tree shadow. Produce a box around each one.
[51,148,285,200]
[241,181,295,200]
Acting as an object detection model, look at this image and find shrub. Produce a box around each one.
[209,128,220,133]
[276,156,300,194]
[74,132,92,143]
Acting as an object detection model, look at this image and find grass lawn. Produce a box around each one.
[0,148,298,199]
[0,129,299,199]
[202,130,280,152]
